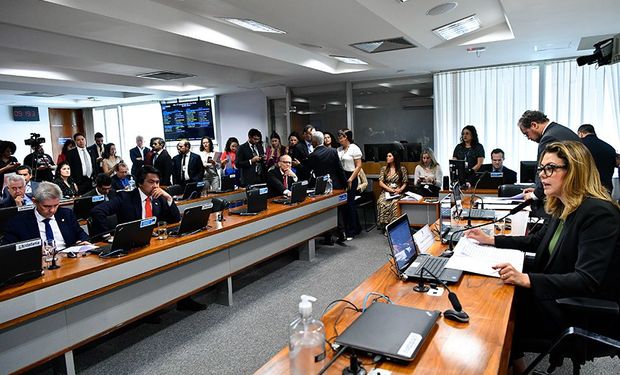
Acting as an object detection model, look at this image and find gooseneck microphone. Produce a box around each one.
[449,199,533,251]
[413,266,469,323]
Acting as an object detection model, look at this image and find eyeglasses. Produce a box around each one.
[280,160,292,164]
[537,163,567,177]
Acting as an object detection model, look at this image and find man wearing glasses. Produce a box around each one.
[517,110,579,201]
[0,174,34,208]
[266,154,297,197]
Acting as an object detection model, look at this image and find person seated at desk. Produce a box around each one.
[83,173,116,201]
[53,161,79,199]
[111,162,133,191]
[266,154,297,197]
[0,174,34,208]
[377,151,408,234]
[479,148,517,184]
[414,148,442,196]
[2,165,39,199]
[465,141,620,374]
[2,182,90,246]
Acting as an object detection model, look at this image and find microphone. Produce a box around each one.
[413,267,469,323]
[448,199,532,251]
[467,171,488,227]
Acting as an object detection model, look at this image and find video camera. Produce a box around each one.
[24,133,46,148]
[577,34,620,67]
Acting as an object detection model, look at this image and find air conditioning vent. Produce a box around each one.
[17,92,63,97]
[351,37,416,54]
[137,71,196,81]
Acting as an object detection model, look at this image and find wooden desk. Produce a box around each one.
[256,229,517,375]
[0,191,347,374]
[397,198,440,228]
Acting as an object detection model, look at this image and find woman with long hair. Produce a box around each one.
[414,148,442,195]
[101,143,122,176]
[265,132,287,170]
[220,137,239,176]
[376,151,408,232]
[0,141,19,190]
[56,139,76,165]
[53,161,78,198]
[323,131,339,148]
[337,128,363,239]
[466,141,620,374]
[199,136,220,191]
[452,125,485,183]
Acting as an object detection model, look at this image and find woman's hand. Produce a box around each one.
[493,263,530,288]
[465,228,495,245]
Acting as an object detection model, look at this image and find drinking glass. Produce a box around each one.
[43,239,56,268]
[157,221,168,240]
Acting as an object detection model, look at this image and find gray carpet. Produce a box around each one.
[28,230,619,374]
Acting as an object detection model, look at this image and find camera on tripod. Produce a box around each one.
[24,133,46,148]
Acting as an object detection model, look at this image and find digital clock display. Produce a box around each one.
[12,106,40,122]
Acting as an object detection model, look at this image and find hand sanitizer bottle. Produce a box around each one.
[289,295,326,375]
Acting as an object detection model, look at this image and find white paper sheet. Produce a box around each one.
[445,237,524,277]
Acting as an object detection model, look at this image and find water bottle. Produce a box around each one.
[289,295,326,375]
[325,174,333,194]
[128,177,136,191]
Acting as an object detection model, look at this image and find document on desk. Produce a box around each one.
[482,197,520,205]
[445,237,524,277]
[59,244,98,254]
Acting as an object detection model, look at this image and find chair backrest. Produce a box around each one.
[166,184,184,197]
[497,184,534,197]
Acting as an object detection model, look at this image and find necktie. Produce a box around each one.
[145,196,153,217]
[283,173,288,189]
[153,152,159,164]
[43,218,54,242]
[182,154,187,181]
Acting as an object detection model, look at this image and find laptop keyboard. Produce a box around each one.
[421,256,448,277]
[464,208,495,219]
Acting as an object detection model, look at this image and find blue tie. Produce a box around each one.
[43,218,54,242]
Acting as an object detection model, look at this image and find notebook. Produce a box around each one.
[308,175,328,196]
[387,214,462,283]
[94,217,157,258]
[335,302,440,362]
[169,204,212,236]
[272,180,308,205]
[0,238,43,287]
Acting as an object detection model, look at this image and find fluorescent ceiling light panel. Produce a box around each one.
[148,84,206,92]
[222,18,286,34]
[331,56,368,65]
[0,68,71,81]
[433,15,481,41]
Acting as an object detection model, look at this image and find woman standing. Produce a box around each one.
[53,161,78,198]
[265,132,287,170]
[414,148,442,195]
[323,131,339,148]
[199,136,220,191]
[0,141,19,191]
[377,152,408,232]
[452,125,484,182]
[220,137,239,176]
[56,139,76,165]
[337,129,363,239]
[101,143,122,176]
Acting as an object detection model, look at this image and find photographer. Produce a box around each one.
[0,140,20,191]
[23,141,55,182]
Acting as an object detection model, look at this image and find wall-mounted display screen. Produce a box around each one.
[161,99,215,141]
[12,106,40,122]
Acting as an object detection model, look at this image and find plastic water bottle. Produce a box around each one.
[325,174,333,194]
[289,295,326,375]
[128,177,136,191]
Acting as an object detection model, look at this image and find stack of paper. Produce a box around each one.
[445,237,524,277]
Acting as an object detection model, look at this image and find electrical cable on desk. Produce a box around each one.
[320,299,360,320]
[362,292,392,312]
[386,253,402,279]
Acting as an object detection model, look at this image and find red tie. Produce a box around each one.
[283,173,288,189]
[145,196,153,217]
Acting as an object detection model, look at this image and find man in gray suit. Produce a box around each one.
[517,110,579,201]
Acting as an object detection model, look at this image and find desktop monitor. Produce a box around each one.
[520,161,537,183]
[449,160,467,186]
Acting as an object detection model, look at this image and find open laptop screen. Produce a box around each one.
[386,215,417,273]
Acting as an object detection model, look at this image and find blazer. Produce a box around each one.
[479,164,517,184]
[534,122,580,198]
[495,198,620,326]
[290,142,311,180]
[1,181,39,200]
[129,146,150,177]
[66,147,97,183]
[300,146,347,189]
[87,144,104,175]
[2,207,89,245]
[111,174,133,191]
[172,152,203,186]
[236,142,266,187]
[581,134,616,192]
[152,150,173,186]
[90,189,181,234]
[266,168,297,197]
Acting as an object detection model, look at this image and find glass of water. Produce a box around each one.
[43,239,56,269]
[157,221,168,240]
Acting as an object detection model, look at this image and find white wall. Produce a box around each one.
[0,105,52,163]
[218,91,268,148]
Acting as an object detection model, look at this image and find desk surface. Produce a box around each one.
[255,229,516,374]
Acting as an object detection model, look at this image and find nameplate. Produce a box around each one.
[259,187,268,195]
[197,181,206,187]
[490,172,503,178]
[92,195,105,202]
[202,203,213,210]
[17,206,35,212]
[16,239,42,251]
[140,217,157,228]
[338,193,347,202]
[322,175,329,181]
[229,174,236,178]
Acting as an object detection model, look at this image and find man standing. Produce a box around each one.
[292,125,315,180]
[172,140,203,187]
[23,144,55,182]
[87,132,105,175]
[66,132,97,195]
[148,137,173,186]
[479,148,517,184]
[266,154,298,197]
[129,135,150,177]
[578,124,617,192]
[236,129,266,187]
[0,174,34,208]
[517,110,579,201]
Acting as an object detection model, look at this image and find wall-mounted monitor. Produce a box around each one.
[12,106,40,122]
[161,99,215,141]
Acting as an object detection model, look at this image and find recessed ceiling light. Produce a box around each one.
[300,42,323,49]
[426,2,458,16]
[330,55,368,65]
[355,104,379,110]
[433,14,481,41]
[222,18,286,34]
[351,37,416,54]
[148,84,206,92]
[466,47,486,53]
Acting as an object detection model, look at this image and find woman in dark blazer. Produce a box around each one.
[467,141,620,374]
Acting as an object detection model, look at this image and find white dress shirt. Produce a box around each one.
[34,209,67,249]
[78,146,93,177]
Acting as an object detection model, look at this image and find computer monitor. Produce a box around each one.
[0,238,43,287]
[449,160,467,186]
[73,195,106,220]
[520,161,537,183]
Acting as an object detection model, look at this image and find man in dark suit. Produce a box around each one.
[87,132,105,175]
[2,165,39,200]
[2,181,89,246]
[172,139,203,187]
[0,174,34,208]
[236,128,266,187]
[266,154,298,197]
[66,132,97,195]
[578,124,617,192]
[517,110,579,201]
[291,125,314,180]
[129,135,150,177]
[479,148,517,184]
[111,162,133,191]
[149,137,173,186]
[82,173,117,201]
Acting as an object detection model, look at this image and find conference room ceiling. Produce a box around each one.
[0,0,618,107]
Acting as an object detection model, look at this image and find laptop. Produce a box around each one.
[73,195,106,220]
[0,239,43,287]
[0,206,34,235]
[229,187,268,215]
[387,214,462,283]
[335,302,440,362]
[308,175,328,196]
[272,180,308,205]
[454,185,496,220]
[449,160,467,186]
[218,174,238,193]
[169,204,212,236]
[178,181,206,200]
[95,217,157,258]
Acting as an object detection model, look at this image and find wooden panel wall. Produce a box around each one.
[48,109,85,160]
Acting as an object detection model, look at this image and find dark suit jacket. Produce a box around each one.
[90,189,181,234]
[534,122,580,198]
[87,144,104,175]
[152,150,173,186]
[266,168,297,197]
[2,207,89,245]
[172,152,203,186]
[66,147,97,184]
[236,142,266,187]
[111,174,133,191]
[495,198,620,327]
[82,187,117,201]
[479,164,517,184]
[300,145,347,189]
[290,142,311,180]
[2,181,39,200]
[129,146,150,177]
[581,134,616,192]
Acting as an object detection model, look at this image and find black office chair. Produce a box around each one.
[165,184,184,197]
[497,184,535,197]
[523,297,620,374]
